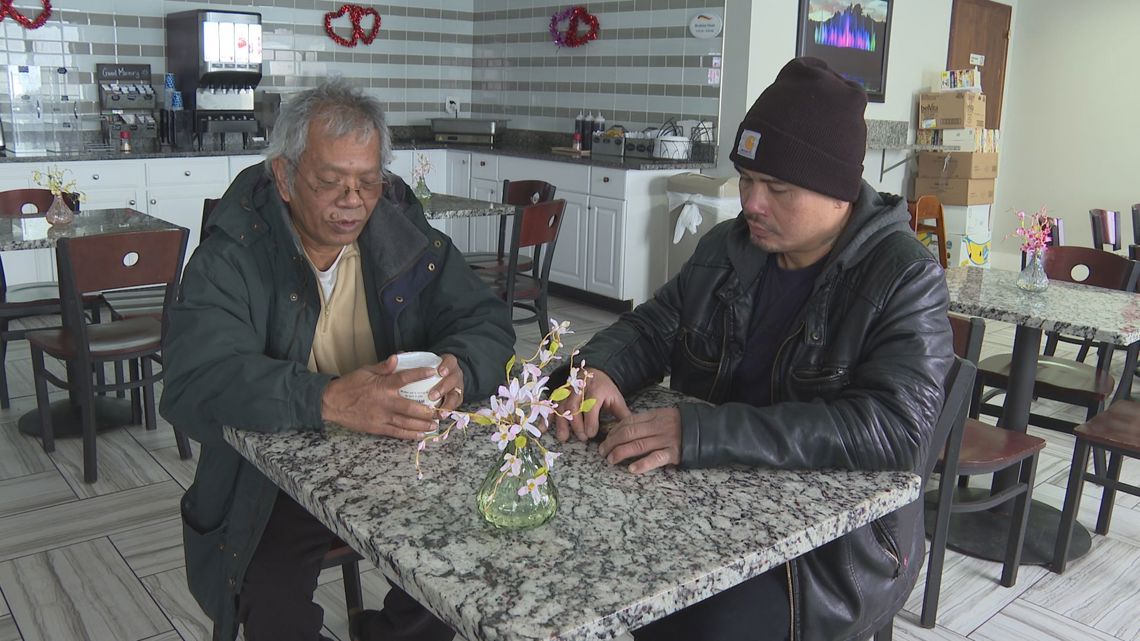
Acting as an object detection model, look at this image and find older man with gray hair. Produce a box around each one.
[161,79,514,641]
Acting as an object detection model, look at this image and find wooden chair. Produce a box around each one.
[26,228,192,483]
[0,188,99,409]
[465,179,557,274]
[1052,399,1140,573]
[909,195,948,268]
[477,199,566,335]
[976,246,1140,435]
[874,353,978,639]
[918,315,1046,627]
[1089,209,1121,252]
[1130,204,1140,260]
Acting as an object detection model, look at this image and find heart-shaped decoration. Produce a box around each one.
[549,6,600,49]
[324,4,381,48]
[0,0,52,30]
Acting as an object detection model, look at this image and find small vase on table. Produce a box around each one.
[476,436,558,529]
[1016,248,1049,292]
[44,193,75,226]
[412,176,432,203]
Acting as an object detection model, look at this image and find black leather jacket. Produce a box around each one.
[579,182,953,641]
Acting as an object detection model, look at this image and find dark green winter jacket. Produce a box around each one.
[159,163,515,641]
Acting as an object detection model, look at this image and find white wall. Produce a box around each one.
[719,1,957,195]
[991,0,1140,269]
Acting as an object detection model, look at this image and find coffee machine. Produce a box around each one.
[165,10,262,150]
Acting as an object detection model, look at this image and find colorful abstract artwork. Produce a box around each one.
[796,0,893,102]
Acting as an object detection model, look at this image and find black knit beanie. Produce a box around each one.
[729,57,867,202]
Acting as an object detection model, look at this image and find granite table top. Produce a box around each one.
[0,208,179,251]
[423,193,516,220]
[223,386,921,641]
[946,266,1140,346]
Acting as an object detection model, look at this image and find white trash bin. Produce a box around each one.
[666,173,740,279]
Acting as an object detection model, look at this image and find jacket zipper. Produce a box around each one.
[770,322,804,403]
[786,561,797,641]
[708,311,731,399]
[871,519,902,577]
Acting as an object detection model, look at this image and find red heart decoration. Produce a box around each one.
[549,6,599,48]
[0,0,52,30]
[324,4,381,48]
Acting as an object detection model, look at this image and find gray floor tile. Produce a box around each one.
[0,471,76,518]
[0,481,183,563]
[109,517,185,578]
[141,567,227,641]
[0,538,172,641]
[1021,537,1140,639]
[0,421,56,481]
[49,428,174,499]
[150,442,200,491]
[140,632,186,641]
[971,599,1121,641]
[0,616,19,641]
[888,610,971,640]
[313,568,393,641]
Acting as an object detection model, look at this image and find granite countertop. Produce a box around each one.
[0,142,711,171]
[0,208,176,251]
[422,193,515,220]
[223,385,921,641]
[946,266,1140,345]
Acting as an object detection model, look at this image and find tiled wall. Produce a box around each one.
[0,0,723,147]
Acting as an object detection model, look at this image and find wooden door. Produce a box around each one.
[947,0,1012,129]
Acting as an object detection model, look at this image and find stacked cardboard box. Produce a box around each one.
[914,150,999,206]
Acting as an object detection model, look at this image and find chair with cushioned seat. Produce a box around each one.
[464,179,556,274]
[27,228,192,483]
[976,246,1140,435]
[1052,399,1140,573]
[0,188,101,409]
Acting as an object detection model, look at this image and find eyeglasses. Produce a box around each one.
[291,160,385,202]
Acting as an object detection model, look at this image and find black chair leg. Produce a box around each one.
[0,324,9,410]
[1052,438,1091,573]
[1095,452,1123,535]
[1001,455,1038,587]
[342,559,364,614]
[78,369,99,484]
[114,361,126,398]
[129,359,143,426]
[874,622,893,641]
[31,347,54,452]
[141,357,158,431]
[921,467,957,627]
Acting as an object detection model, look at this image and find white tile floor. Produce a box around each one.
[0,300,1136,641]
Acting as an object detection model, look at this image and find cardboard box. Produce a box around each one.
[913,177,996,206]
[917,152,999,179]
[917,91,986,129]
[942,204,991,236]
[917,230,991,268]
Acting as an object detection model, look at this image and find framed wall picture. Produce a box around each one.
[796,0,893,102]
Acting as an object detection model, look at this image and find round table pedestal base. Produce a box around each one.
[18,397,137,438]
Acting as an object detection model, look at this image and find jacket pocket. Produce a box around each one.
[789,366,849,400]
[870,519,903,578]
[181,491,231,620]
[677,328,721,371]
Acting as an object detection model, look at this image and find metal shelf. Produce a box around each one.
[878,144,963,182]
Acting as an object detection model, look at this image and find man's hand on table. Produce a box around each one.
[599,408,682,474]
[553,367,631,442]
[321,353,465,438]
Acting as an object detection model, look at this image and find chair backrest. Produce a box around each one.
[1042,245,1139,291]
[501,179,557,207]
[948,314,984,363]
[505,199,566,297]
[1089,209,1121,252]
[201,197,221,243]
[1132,204,1140,246]
[911,195,948,268]
[0,188,80,216]
[55,228,189,359]
[1020,216,1065,268]
[919,356,977,484]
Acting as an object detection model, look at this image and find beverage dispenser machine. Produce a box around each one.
[165,10,262,150]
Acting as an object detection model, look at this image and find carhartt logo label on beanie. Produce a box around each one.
[737,129,761,160]
[729,57,868,202]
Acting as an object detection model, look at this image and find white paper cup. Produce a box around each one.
[394,351,443,407]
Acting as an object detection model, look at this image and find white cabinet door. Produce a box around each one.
[586,195,626,300]
[146,184,228,265]
[229,154,264,181]
[437,151,472,240]
[83,188,141,211]
[469,177,501,254]
[548,190,588,290]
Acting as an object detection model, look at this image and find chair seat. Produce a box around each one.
[938,419,1046,475]
[978,353,1116,401]
[26,316,161,359]
[322,537,363,566]
[3,281,61,306]
[1074,400,1140,451]
[466,253,533,273]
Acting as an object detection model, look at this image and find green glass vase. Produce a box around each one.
[476,437,558,529]
[412,176,432,202]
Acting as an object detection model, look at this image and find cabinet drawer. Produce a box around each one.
[589,167,626,199]
[146,157,229,186]
[471,153,498,180]
[62,159,145,190]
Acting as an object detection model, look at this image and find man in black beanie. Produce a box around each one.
[554,57,953,640]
